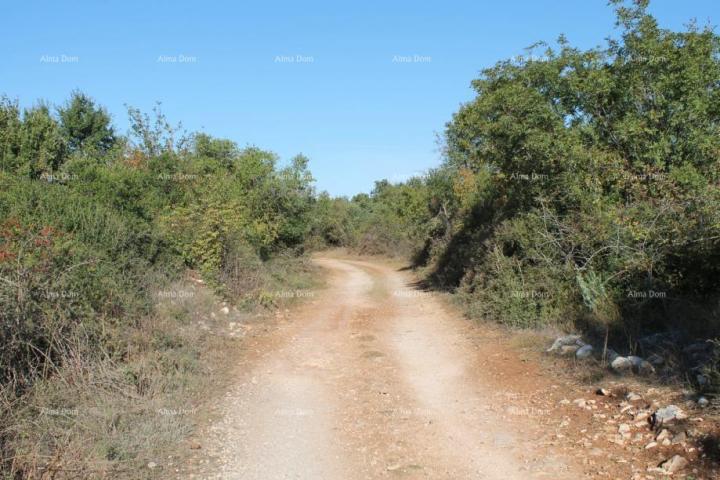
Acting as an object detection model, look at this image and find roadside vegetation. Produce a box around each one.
[1,0,719,476]
[316,1,720,393]
[0,92,320,477]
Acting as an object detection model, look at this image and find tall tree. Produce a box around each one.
[19,103,66,178]
[0,96,22,172]
[58,91,116,154]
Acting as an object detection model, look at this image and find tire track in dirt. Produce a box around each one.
[178,256,582,479]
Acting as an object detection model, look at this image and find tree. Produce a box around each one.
[18,103,66,178]
[58,91,116,154]
[194,133,238,169]
[0,96,22,172]
[126,102,191,157]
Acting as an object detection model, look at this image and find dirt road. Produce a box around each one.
[186,256,581,479]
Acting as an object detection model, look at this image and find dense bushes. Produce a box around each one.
[442,1,720,340]
[0,92,323,474]
[0,93,320,390]
[309,178,435,256]
[338,1,720,348]
[0,174,164,391]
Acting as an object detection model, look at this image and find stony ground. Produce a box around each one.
[163,254,719,480]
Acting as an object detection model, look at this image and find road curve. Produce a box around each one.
[188,256,580,479]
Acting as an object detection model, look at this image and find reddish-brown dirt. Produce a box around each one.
[172,255,718,480]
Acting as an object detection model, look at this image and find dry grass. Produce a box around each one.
[1,257,320,479]
[1,276,227,478]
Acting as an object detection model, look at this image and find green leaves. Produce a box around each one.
[343,0,720,335]
[1,91,119,179]
[18,103,67,179]
[0,96,322,392]
[58,91,116,155]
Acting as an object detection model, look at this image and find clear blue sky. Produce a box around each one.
[2,1,717,196]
